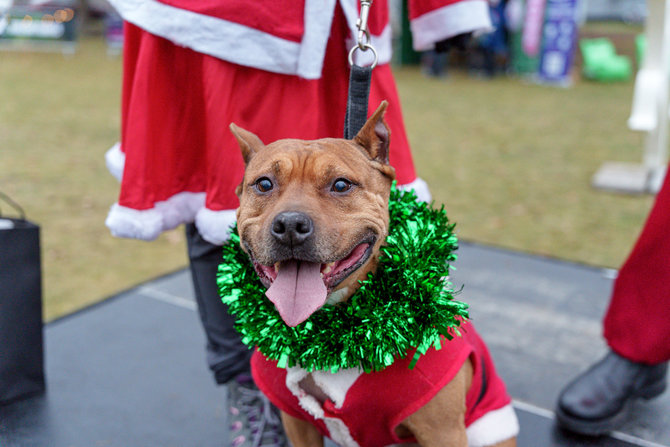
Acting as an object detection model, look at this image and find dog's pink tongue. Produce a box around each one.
[265,260,328,327]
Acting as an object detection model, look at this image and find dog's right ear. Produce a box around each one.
[230,123,265,164]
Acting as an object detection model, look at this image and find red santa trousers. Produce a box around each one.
[603,168,670,364]
[106,9,424,244]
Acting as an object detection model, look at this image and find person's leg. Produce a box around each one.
[185,224,252,384]
[603,172,670,364]
[185,223,285,446]
[557,167,670,435]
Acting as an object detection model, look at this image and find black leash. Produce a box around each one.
[344,64,373,139]
[344,0,377,139]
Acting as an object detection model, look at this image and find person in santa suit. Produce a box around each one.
[103,0,493,445]
[556,169,670,436]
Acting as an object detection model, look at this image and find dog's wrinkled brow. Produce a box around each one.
[322,165,337,179]
[272,161,281,177]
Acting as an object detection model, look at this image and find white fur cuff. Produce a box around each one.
[195,207,237,245]
[398,177,432,203]
[105,142,124,182]
[466,403,520,447]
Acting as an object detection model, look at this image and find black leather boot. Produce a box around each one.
[556,350,668,435]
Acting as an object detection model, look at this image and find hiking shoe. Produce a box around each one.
[227,374,287,447]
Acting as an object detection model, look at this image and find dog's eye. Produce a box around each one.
[255,177,274,193]
[331,179,352,193]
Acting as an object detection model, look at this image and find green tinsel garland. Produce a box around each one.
[217,184,468,374]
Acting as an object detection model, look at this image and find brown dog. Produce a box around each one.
[231,102,518,447]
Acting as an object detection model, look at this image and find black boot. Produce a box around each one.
[556,350,667,435]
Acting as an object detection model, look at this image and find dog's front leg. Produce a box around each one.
[280,411,324,447]
[398,360,473,447]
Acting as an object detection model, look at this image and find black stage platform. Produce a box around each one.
[1,241,668,447]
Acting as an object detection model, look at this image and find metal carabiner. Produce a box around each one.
[356,0,372,49]
[348,0,378,69]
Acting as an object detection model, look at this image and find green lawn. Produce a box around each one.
[396,68,654,267]
[0,36,656,321]
[0,38,188,320]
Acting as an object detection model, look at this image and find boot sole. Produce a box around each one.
[639,378,667,400]
[555,403,628,436]
[555,377,667,436]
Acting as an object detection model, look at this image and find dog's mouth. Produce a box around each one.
[252,238,375,327]
[255,241,374,289]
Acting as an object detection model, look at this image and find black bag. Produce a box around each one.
[0,193,45,405]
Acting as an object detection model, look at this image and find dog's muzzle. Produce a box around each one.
[247,211,377,327]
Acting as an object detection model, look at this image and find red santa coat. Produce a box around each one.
[251,322,519,447]
[104,0,492,244]
[107,0,492,79]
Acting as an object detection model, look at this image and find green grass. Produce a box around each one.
[0,36,657,321]
[396,69,654,267]
[0,38,187,320]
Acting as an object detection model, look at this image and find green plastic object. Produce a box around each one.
[579,38,632,82]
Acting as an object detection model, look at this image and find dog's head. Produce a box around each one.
[232,101,396,327]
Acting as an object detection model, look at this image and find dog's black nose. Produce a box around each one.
[271,211,314,246]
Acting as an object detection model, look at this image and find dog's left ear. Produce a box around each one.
[354,100,390,164]
[230,123,265,164]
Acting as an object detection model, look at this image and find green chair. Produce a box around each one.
[579,38,632,82]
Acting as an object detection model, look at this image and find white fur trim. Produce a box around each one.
[323,418,361,447]
[398,177,432,203]
[108,0,335,79]
[466,403,519,447]
[105,192,208,241]
[105,203,165,241]
[410,0,494,52]
[195,208,237,245]
[155,192,207,230]
[105,142,124,182]
[299,0,338,77]
[285,367,324,418]
[311,368,362,409]
[104,143,237,244]
[285,366,362,447]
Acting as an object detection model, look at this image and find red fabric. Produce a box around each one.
[363,0,390,35]
[603,167,670,364]
[156,0,306,42]
[408,0,468,19]
[117,7,417,213]
[154,0,388,39]
[251,322,512,446]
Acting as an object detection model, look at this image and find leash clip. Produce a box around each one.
[356,0,372,50]
[348,0,378,69]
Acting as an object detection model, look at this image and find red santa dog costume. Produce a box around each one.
[104,0,492,244]
[252,322,519,447]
